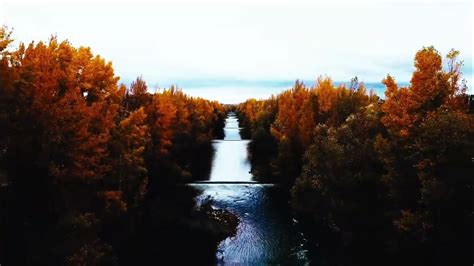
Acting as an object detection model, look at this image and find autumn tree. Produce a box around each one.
[0,27,229,265]
[126,76,151,111]
[0,26,14,179]
[109,107,150,206]
[377,47,473,254]
[292,103,384,231]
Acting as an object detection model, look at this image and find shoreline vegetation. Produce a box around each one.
[0,26,236,265]
[1,26,473,265]
[236,48,473,264]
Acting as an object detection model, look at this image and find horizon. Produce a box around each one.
[1,0,472,103]
[124,78,411,104]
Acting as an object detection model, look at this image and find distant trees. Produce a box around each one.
[238,77,378,184]
[141,87,226,186]
[0,27,227,264]
[237,47,472,263]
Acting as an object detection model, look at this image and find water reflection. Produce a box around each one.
[209,140,252,182]
[225,119,239,129]
[192,184,309,264]
[221,129,242,141]
[194,112,309,264]
[209,112,252,181]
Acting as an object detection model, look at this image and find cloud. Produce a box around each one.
[1,0,472,97]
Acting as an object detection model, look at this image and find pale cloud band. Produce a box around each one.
[1,0,472,103]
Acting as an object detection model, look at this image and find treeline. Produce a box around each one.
[0,27,231,264]
[237,47,473,264]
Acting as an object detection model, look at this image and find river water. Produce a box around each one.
[190,112,310,264]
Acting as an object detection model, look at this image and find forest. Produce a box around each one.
[237,47,473,264]
[0,26,472,265]
[0,26,238,265]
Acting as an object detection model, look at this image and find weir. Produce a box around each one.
[187,112,308,264]
[192,181,267,184]
[206,111,253,182]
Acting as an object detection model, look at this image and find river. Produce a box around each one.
[189,112,310,264]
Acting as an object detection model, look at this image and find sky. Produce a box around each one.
[1,0,472,103]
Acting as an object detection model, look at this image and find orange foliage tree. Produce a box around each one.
[0,27,227,264]
[377,47,473,243]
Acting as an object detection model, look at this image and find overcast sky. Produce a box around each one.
[1,0,472,102]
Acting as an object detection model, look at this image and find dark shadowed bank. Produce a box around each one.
[0,182,238,265]
[111,186,239,265]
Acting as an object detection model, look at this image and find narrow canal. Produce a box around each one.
[190,112,310,264]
